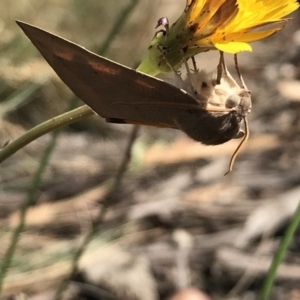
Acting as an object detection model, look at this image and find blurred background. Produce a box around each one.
[1,1,300,299]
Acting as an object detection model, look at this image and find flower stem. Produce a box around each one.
[0,105,95,164]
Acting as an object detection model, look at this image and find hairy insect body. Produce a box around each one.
[172,70,251,145]
[177,108,242,145]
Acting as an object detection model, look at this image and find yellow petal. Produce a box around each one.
[214,42,252,53]
[237,27,285,42]
[196,0,238,35]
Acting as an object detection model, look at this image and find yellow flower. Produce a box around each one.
[137,0,299,76]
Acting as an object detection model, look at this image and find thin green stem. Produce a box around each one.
[0,105,94,164]
[259,201,300,300]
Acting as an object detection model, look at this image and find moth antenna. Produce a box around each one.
[234,54,247,89]
[157,44,189,92]
[216,51,224,84]
[224,117,249,175]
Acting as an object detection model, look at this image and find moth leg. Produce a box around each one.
[177,48,199,97]
[179,48,192,76]
[222,52,229,76]
[234,54,247,89]
[157,44,196,96]
[216,51,224,84]
[220,55,242,89]
[157,44,183,80]
[191,56,198,73]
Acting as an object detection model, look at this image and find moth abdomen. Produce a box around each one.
[178,110,241,145]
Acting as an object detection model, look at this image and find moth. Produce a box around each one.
[16,21,251,173]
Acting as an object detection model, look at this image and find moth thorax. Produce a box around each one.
[188,71,242,108]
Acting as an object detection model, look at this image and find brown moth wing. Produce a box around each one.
[16,21,244,145]
[16,21,203,129]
